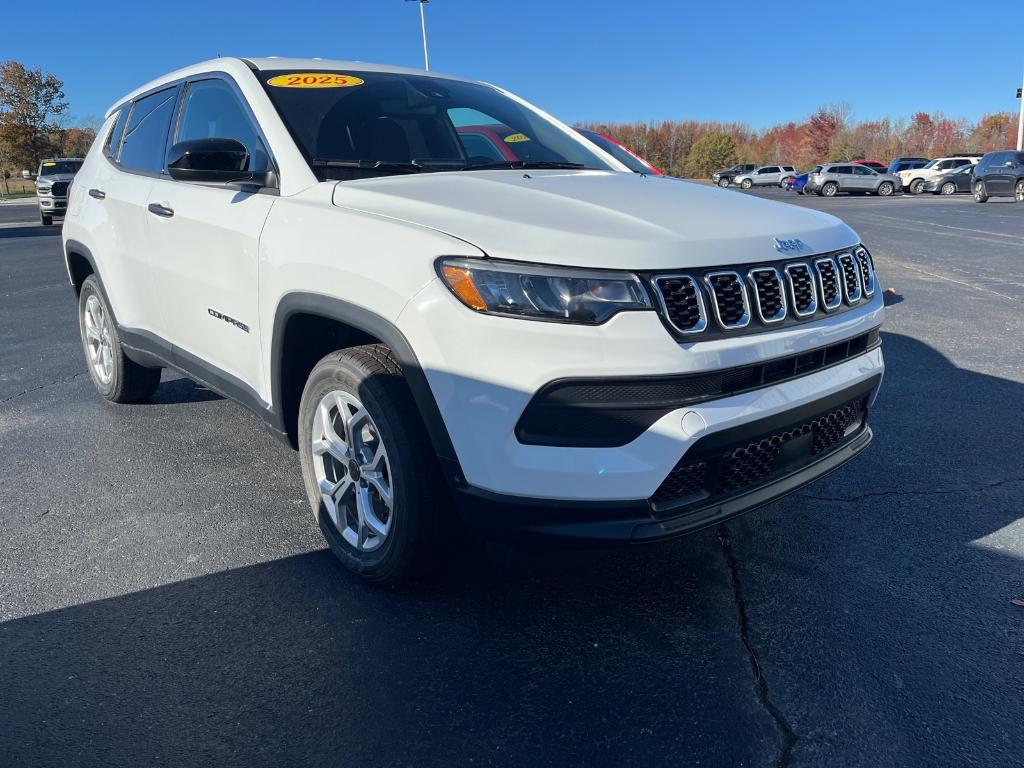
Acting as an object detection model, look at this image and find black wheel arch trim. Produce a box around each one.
[270,292,464,486]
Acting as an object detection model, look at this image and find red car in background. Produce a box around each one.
[853,160,888,173]
[455,124,663,175]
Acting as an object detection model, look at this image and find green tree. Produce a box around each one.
[0,61,68,172]
[684,132,736,178]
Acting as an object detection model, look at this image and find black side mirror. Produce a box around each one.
[167,138,276,188]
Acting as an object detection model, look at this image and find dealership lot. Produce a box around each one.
[1,193,1022,766]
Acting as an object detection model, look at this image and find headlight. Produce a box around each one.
[438,257,652,324]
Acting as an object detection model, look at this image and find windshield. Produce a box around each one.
[575,129,652,174]
[259,70,616,181]
[922,160,939,169]
[38,160,82,176]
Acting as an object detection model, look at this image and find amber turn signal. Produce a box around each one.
[440,264,488,311]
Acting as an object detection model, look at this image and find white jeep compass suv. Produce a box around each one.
[63,58,884,583]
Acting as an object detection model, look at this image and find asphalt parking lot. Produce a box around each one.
[2,190,1022,767]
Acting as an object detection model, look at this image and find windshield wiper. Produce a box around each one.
[462,160,588,171]
[312,159,443,175]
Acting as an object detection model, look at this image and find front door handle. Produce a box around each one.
[147,202,174,218]
[88,188,106,200]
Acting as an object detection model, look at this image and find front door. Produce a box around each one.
[145,76,277,393]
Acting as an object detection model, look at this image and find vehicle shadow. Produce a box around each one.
[148,374,224,405]
[0,225,62,239]
[2,332,1020,767]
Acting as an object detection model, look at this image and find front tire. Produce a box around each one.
[78,275,161,403]
[940,182,956,196]
[40,212,53,226]
[821,182,838,197]
[974,181,989,203]
[740,179,752,189]
[909,178,925,194]
[298,345,445,584]
[717,177,730,188]
[877,182,894,196]
[1015,180,1024,202]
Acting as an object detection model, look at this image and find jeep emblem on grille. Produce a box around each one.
[774,237,808,253]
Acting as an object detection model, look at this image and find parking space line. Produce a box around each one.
[883,258,1017,301]
[866,214,1024,243]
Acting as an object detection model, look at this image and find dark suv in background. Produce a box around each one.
[710,163,757,187]
[887,157,929,174]
[973,150,1024,203]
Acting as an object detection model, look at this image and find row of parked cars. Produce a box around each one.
[713,153,1024,202]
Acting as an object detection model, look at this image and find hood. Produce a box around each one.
[331,170,859,270]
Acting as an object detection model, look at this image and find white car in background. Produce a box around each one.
[62,57,884,583]
[898,156,981,194]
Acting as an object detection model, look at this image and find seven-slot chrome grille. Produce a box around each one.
[651,246,877,338]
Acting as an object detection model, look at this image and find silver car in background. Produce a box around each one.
[733,164,796,189]
[804,163,899,197]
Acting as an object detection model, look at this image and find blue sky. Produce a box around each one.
[4,0,1023,129]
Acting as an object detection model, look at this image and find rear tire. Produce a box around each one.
[877,182,894,196]
[974,181,989,203]
[298,344,446,584]
[78,275,161,403]
[1015,179,1024,202]
[821,182,838,197]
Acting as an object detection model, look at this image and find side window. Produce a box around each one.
[174,78,270,171]
[119,87,178,173]
[105,107,130,159]
[782,166,794,172]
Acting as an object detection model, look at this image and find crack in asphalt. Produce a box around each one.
[0,371,87,406]
[718,523,796,768]
[798,476,1024,504]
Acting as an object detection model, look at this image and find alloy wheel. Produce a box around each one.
[311,390,393,552]
[83,294,114,385]
[941,182,956,195]
[822,183,837,197]
[911,179,924,194]
[878,182,893,196]
[1016,181,1024,202]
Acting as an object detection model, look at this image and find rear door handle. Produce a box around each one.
[88,188,105,200]
[147,202,174,218]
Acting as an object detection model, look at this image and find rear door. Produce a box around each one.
[145,75,277,391]
[88,86,179,334]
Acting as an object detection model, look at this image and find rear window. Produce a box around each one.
[105,109,130,158]
[259,69,613,181]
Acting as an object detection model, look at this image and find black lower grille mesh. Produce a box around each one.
[787,265,814,313]
[707,273,747,326]
[651,396,867,511]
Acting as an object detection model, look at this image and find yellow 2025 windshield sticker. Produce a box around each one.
[267,73,364,88]
[504,133,530,143]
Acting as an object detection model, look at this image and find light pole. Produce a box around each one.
[1016,74,1023,151]
[405,0,430,71]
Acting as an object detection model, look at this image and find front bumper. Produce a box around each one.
[38,196,68,213]
[455,376,878,544]
[398,279,885,503]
